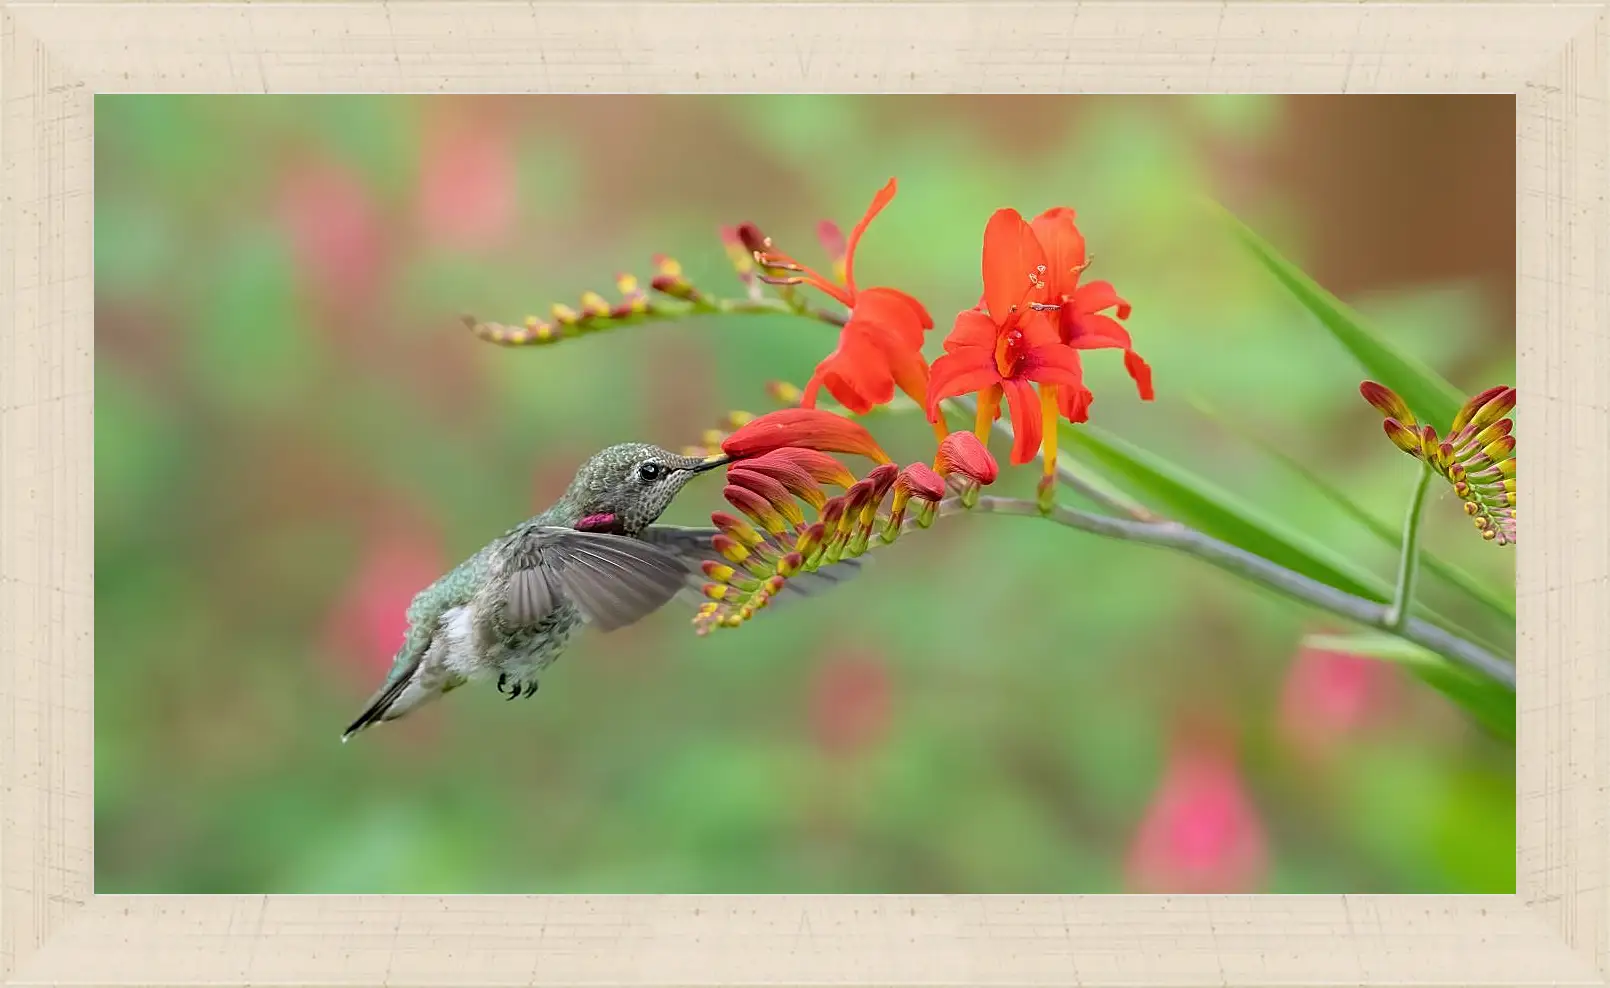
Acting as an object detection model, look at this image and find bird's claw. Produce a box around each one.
[495,673,539,700]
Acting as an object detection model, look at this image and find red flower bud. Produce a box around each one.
[711,511,765,548]
[761,447,857,489]
[1359,381,1414,424]
[727,467,806,529]
[1450,386,1516,435]
[721,408,892,464]
[895,462,946,502]
[737,449,830,510]
[934,431,998,485]
[816,219,848,284]
[736,223,770,258]
[723,484,790,536]
[862,463,900,503]
[719,225,756,284]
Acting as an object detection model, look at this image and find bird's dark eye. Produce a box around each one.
[638,462,665,482]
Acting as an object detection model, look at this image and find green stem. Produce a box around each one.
[946,495,1514,691]
[462,293,847,348]
[1386,464,1434,630]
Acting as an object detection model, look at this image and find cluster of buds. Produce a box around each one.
[1360,382,1517,546]
[693,409,999,633]
[463,255,700,347]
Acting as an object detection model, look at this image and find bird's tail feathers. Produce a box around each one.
[340,674,411,743]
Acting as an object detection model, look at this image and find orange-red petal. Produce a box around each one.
[1069,279,1131,320]
[925,350,1002,419]
[853,286,933,350]
[942,308,999,353]
[1030,206,1087,299]
[981,208,1049,325]
[1058,384,1095,423]
[1124,349,1155,401]
[843,178,898,296]
[1064,311,1134,351]
[802,329,895,414]
[1000,378,1043,465]
[880,337,931,407]
[1020,341,1086,391]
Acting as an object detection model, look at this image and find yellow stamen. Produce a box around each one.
[930,418,950,444]
[1039,384,1059,476]
[974,385,1002,444]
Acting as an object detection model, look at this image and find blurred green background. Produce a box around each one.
[95,95,1516,894]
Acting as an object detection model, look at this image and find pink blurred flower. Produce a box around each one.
[417,106,517,249]
[324,531,447,682]
[1279,642,1401,759]
[808,651,893,758]
[278,159,389,317]
[1126,732,1269,893]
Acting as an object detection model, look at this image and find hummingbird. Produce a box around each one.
[339,442,861,742]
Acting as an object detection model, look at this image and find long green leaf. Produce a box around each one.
[1061,422,1506,656]
[1211,200,1467,429]
[1060,422,1391,603]
[1304,633,1515,740]
[1191,398,1516,625]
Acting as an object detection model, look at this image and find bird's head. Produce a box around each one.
[563,443,729,535]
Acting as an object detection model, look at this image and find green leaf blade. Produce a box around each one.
[1059,422,1391,604]
[1212,201,1467,429]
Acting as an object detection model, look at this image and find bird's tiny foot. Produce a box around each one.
[523,681,539,699]
[496,673,511,696]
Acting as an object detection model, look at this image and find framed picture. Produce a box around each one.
[3,3,1600,985]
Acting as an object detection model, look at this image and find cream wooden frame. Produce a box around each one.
[2,3,1599,985]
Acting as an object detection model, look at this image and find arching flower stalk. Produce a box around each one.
[464,258,682,346]
[1360,382,1517,546]
[693,410,997,634]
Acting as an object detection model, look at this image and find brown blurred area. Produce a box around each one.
[1269,97,1514,342]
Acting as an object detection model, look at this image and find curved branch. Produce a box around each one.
[945,495,1514,691]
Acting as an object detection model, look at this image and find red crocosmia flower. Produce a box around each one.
[721,408,893,465]
[1029,206,1154,415]
[1125,732,1269,894]
[925,209,1086,467]
[757,179,937,423]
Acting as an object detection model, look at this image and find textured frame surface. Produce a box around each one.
[1,2,1603,985]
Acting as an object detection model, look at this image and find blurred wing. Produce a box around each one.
[509,528,691,632]
[642,524,869,607]
[506,567,555,627]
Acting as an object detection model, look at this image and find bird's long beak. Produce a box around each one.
[691,453,731,474]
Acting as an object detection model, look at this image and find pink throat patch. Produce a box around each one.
[576,513,618,532]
